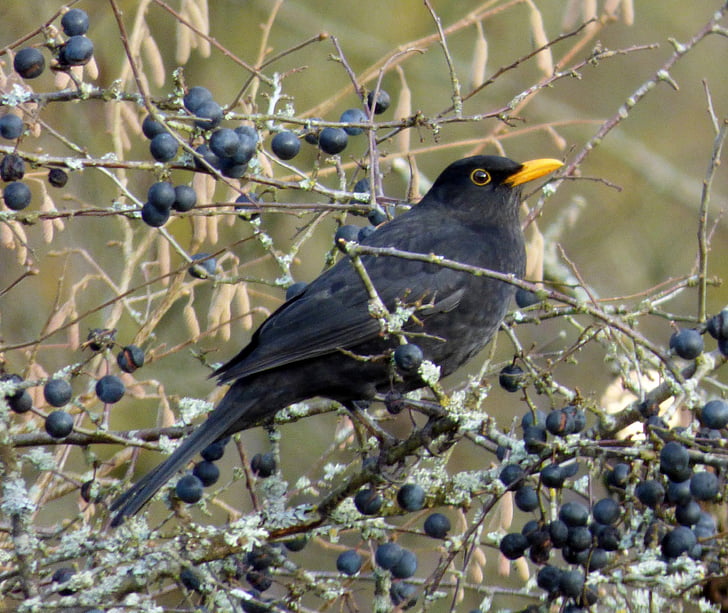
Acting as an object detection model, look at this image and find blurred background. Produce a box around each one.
[2,0,728,609]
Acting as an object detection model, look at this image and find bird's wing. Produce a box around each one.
[214,214,474,384]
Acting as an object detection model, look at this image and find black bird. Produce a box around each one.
[110,155,562,526]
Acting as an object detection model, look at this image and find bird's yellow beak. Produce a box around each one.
[504,158,563,187]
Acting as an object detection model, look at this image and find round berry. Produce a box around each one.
[393,344,423,373]
[368,208,387,226]
[667,478,692,505]
[210,128,241,158]
[3,181,31,211]
[60,35,94,66]
[661,525,696,559]
[536,564,563,594]
[635,479,665,508]
[61,8,90,36]
[397,483,425,511]
[147,181,176,210]
[194,100,223,130]
[522,425,547,454]
[499,463,524,488]
[546,409,575,436]
[142,115,166,139]
[367,89,391,114]
[48,168,68,188]
[499,364,524,392]
[251,452,276,477]
[548,520,569,548]
[141,201,170,227]
[318,127,348,155]
[660,441,691,481]
[286,281,308,301]
[175,474,204,503]
[375,542,403,570]
[515,287,540,308]
[201,438,228,462]
[271,131,301,160]
[95,375,125,404]
[188,253,217,279]
[117,345,145,373]
[390,548,417,579]
[339,108,367,135]
[184,87,213,113]
[592,497,620,525]
[707,309,728,341]
[675,500,702,526]
[13,48,45,79]
[540,463,566,488]
[559,569,585,598]
[700,399,728,430]
[334,224,360,251]
[45,410,74,438]
[149,132,178,162]
[690,470,719,501]
[0,115,23,140]
[566,525,592,551]
[44,379,72,407]
[336,550,362,575]
[9,389,33,414]
[559,501,589,527]
[500,532,528,559]
[284,535,308,552]
[606,463,630,489]
[170,185,197,213]
[193,460,220,486]
[514,485,539,512]
[354,487,382,515]
[423,512,451,538]
[669,328,703,359]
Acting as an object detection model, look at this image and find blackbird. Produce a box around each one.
[110,154,562,526]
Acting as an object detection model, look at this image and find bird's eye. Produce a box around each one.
[470,169,491,186]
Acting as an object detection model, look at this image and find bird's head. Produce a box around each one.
[423,155,563,222]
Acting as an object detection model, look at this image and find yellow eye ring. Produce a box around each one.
[470,168,491,186]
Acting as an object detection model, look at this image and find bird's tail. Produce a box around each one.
[109,384,252,527]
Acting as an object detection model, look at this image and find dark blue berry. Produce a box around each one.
[251,452,276,477]
[180,567,202,592]
[194,100,223,130]
[1,155,26,182]
[367,89,391,114]
[339,108,367,135]
[635,479,665,508]
[368,208,387,226]
[44,379,72,407]
[397,483,425,511]
[390,548,417,579]
[3,181,31,210]
[271,131,301,160]
[210,128,241,158]
[0,115,24,139]
[499,364,524,392]
[592,498,620,525]
[500,532,528,559]
[707,309,728,341]
[334,224,360,251]
[389,582,417,609]
[661,525,696,559]
[514,485,539,512]
[675,500,702,526]
[515,287,540,308]
[660,441,691,481]
[354,487,382,515]
[540,463,566,488]
[13,48,45,79]
[374,542,403,569]
[183,87,213,113]
[176,474,204,503]
[52,567,76,595]
[173,185,197,212]
[142,115,166,139]
[669,328,703,359]
[61,9,90,36]
[499,463,524,487]
[60,36,94,66]
[559,501,589,526]
[193,460,220,486]
[141,201,170,227]
[95,375,125,404]
[336,550,362,575]
[393,344,423,372]
[201,438,228,462]
[690,470,719,501]
[318,127,348,155]
[149,132,178,162]
[45,410,74,438]
[147,181,176,210]
[700,399,728,430]
[423,512,451,538]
